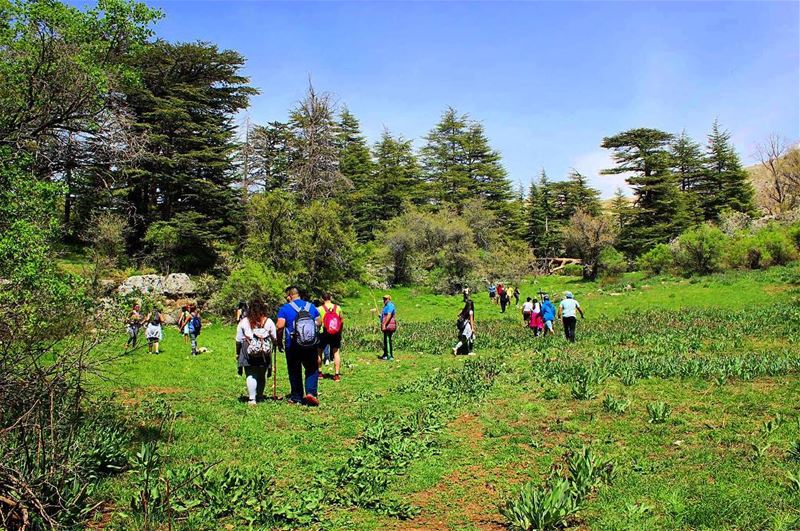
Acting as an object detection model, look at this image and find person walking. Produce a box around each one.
[513,286,520,308]
[529,298,544,336]
[380,294,397,361]
[557,292,584,342]
[317,293,344,382]
[521,297,534,326]
[499,286,510,313]
[237,301,276,406]
[144,306,164,354]
[453,299,476,355]
[186,306,202,355]
[177,305,191,344]
[125,303,143,351]
[276,287,322,406]
[488,283,497,304]
[541,295,557,336]
[234,302,248,376]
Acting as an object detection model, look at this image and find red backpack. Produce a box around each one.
[322,305,342,335]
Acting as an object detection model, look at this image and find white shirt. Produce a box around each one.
[522,301,534,312]
[236,318,277,342]
[560,299,580,318]
[533,302,541,314]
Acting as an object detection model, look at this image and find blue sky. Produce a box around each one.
[123,1,799,197]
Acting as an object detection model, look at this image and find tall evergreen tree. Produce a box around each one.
[699,120,755,219]
[337,108,375,239]
[420,107,514,218]
[367,131,420,234]
[526,169,562,256]
[563,170,601,217]
[601,128,687,255]
[670,130,706,224]
[609,187,632,234]
[123,40,256,268]
[249,120,295,192]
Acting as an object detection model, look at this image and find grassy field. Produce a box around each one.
[94,265,800,530]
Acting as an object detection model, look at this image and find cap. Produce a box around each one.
[383,294,391,301]
[565,291,573,299]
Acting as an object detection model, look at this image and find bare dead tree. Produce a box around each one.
[287,82,350,203]
[754,135,800,215]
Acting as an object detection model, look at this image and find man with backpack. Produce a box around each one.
[317,293,344,382]
[380,295,397,361]
[541,294,557,336]
[186,305,202,356]
[276,287,322,406]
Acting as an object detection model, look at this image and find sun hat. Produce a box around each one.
[565,291,574,299]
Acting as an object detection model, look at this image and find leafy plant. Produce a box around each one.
[749,441,771,461]
[786,441,800,462]
[602,394,630,414]
[647,402,671,424]
[500,476,579,530]
[786,471,800,494]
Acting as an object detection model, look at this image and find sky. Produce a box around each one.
[106,1,800,197]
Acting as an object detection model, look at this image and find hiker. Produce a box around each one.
[453,299,475,355]
[380,294,397,361]
[178,305,191,344]
[529,298,544,336]
[513,286,520,307]
[521,297,534,326]
[276,287,322,406]
[125,303,143,351]
[237,301,276,406]
[186,306,202,355]
[463,286,471,302]
[145,306,164,354]
[557,291,584,342]
[318,293,344,382]
[541,294,557,336]
[488,283,497,303]
[499,286,510,313]
[234,302,248,375]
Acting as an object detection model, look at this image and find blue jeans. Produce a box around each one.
[286,344,319,400]
[189,333,198,355]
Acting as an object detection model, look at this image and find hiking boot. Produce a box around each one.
[304,394,320,407]
[380,355,389,360]
[333,374,341,382]
[247,400,257,406]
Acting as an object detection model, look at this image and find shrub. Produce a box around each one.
[561,264,583,277]
[637,243,673,276]
[725,225,797,270]
[210,260,288,319]
[647,402,672,424]
[755,225,797,266]
[598,247,627,280]
[672,224,726,276]
[788,223,800,250]
[500,477,579,531]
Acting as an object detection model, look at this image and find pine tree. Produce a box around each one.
[525,178,545,250]
[700,120,755,219]
[564,170,601,217]
[370,130,420,218]
[670,130,706,224]
[336,108,376,240]
[527,170,562,257]
[250,120,295,192]
[601,128,687,256]
[609,187,632,234]
[123,41,256,269]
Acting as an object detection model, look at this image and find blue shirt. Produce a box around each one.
[381,302,396,321]
[541,300,556,321]
[277,299,320,350]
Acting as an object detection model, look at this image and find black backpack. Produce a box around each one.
[456,316,467,332]
[150,310,161,325]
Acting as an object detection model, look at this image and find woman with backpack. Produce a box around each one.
[186,306,202,356]
[236,301,276,406]
[145,306,164,355]
[317,293,344,382]
[125,303,143,351]
[178,305,191,344]
[529,298,544,336]
[380,295,397,361]
[453,299,475,355]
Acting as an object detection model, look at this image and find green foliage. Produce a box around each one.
[646,402,672,424]
[637,243,673,276]
[562,211,616,280]
[598,247,627,280]
[673,224,726,276]
[699,120,756,219]
[786,441,800,462]
[501,447,615,530]
[561,264,583,277]
[602,394,630,414]
[210,260,288,318]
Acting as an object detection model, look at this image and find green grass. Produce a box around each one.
[93,264,800,529]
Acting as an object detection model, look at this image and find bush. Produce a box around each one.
[561,264,583,277]
[756,225,797,266]
[210,260,288,319]
[598,247,627,280]
[672,224,726,276]
[637,243,673,276]
[725,225,797,270]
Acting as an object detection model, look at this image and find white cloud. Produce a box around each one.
[570,149,632,199]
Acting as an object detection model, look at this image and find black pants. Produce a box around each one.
[382,331,394,359]
[500,299,508,313]
[286,344,319,401]
[563,316,577,342]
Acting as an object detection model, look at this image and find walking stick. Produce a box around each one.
[271,346,278,400]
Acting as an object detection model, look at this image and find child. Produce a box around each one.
[145,308,164,354]
[529,298,544,337]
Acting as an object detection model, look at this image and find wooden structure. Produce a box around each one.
[534,257,583,275]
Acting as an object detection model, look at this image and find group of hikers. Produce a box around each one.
[452,284,585,355]
[125,282,582,407]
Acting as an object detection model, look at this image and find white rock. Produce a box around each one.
[163,273,195,297]
[118,275,163,295]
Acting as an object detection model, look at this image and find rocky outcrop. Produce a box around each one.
[163,273,195,298]
[117,275,163,296]
[118,273,195,299]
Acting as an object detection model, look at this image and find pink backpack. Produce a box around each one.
[322,305,342,335]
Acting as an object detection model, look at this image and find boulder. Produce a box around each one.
[163,273,195,298]
[118,275,163,296]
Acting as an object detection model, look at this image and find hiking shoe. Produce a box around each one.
[324,359,330,366]
[247,400,257,406]
[304,394,320,407]
[380,355,389,360]
[286,397,302,405]
[333,374,341,382]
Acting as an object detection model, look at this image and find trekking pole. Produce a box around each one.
[271,347,278,400]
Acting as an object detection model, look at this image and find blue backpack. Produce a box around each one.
[290,301,318,347]
[188,315,202,335]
